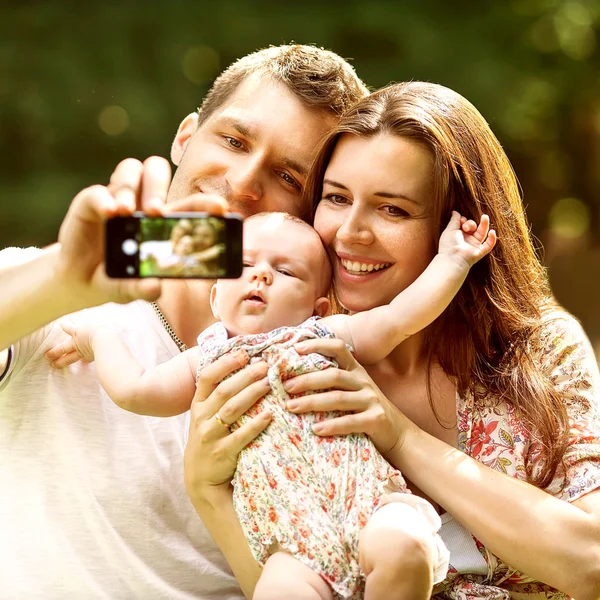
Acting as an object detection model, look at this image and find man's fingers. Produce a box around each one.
[108,158,144,214]
[166,193,230,216]
[141,157,172,215]
[69,185,119,225]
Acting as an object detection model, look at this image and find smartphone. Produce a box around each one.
[105,212,243,279]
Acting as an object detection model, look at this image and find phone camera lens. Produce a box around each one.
[121,239,138,256]
[126,266,135,275]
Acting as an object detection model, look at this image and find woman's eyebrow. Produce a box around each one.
[323,179,420,205]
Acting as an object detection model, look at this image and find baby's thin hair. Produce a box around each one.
[245,212,332,296]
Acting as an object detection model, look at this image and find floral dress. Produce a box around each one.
[433,313,600,599]
[196,317,409,599]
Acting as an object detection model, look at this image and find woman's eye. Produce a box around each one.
[242,262,253,268]
[322,193,349,205]
[278,172,301,190]
[383,205,409,217]
[224,136,244,150]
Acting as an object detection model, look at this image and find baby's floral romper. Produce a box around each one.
[196,317,445,599]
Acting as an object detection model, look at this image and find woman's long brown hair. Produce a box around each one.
[304,82,569,490]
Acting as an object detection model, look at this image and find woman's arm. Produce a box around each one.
[393,425,600,600]
[183,350,272,599]
[189,486,263,599]
[283,337,600,600]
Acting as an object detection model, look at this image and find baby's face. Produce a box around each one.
[211,215,330,336]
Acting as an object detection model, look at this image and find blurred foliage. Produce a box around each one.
[1,0,599,348]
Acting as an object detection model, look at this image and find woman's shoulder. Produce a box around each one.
[535,305,599,393]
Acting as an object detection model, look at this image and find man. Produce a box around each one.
[0,44,368,599]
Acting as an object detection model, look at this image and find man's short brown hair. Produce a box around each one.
[197,44,369,126]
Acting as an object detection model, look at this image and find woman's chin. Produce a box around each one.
[335,289,387,314]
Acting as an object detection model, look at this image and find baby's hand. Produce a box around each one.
[44,320,100,368]
[438,211,497,269]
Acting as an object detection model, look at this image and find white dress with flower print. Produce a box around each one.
[434,312,600,599]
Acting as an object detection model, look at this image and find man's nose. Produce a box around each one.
[226,157,263,203]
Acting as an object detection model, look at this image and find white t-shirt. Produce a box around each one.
[0,249,243,599]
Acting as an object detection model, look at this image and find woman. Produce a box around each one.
[183,82,600,600]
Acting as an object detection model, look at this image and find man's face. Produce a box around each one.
[169,73,336,218]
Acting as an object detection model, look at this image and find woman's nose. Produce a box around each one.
[336,209,374,246]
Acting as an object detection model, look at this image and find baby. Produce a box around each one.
[47,211,495,599]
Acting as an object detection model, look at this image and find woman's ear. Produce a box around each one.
[209,283,220,319]
[171,113,199,166]
[313,297,330,318]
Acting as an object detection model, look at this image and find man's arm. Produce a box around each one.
[0,157,172,351]
[0,156,230,352]
[0,245,84,351]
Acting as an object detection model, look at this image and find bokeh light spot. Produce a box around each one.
[182,46,220,85]
[548,197,591,239]
[98,105,129,136]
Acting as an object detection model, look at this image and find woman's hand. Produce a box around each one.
[282,338,414,456]
[183,350,272,508]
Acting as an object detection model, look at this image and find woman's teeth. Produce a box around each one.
[340,259,390,273]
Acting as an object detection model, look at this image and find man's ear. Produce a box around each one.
[171,113,199,166]
[313,297,330,318]
[209,283,220,319]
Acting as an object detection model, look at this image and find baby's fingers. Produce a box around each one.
[44,339,77,361]
[50,351,84,369]
[469,214,490,242]
[480,229,497,255]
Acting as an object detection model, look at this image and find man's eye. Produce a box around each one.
[224,136,244,150]
[278,172,300,190]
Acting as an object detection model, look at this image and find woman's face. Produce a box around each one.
[313,133,437,312]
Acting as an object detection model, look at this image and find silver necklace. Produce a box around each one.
[150,302,188,353]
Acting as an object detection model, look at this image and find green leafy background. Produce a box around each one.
[2,0,599,352]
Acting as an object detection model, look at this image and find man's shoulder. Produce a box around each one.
[0,246,44,268]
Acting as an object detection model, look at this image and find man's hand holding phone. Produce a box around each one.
[54,156,231,309]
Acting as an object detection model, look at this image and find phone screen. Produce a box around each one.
[105,213,243,279]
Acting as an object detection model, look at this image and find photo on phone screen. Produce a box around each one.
[105,213,242,279]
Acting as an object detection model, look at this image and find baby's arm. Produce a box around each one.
[324,212,496,364]
[45,321,200,416]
